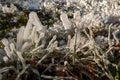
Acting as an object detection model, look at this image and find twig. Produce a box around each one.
[41,75,78,80]
[93,59,114,80]
[0,66,15,74]
[36,51,51,66]
[15,65,29,80]
[108,24,112,48]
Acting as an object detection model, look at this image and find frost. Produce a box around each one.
[73,11,81,28]
[68,29,87,52]
[60,13,72,30]
[2,4,17,13]
[23,12,44,40]
[0,0,120,65]
[0,1,120,79]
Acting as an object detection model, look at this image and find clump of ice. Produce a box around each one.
[60,12,72,30]
[2,4,17,13]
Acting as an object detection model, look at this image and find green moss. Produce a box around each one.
[0,12,29,39]
[0,41,4,48]
[17,12,28,27]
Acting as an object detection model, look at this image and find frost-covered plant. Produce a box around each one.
[1,0,120,80]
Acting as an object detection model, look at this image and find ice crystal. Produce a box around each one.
[60,12,72,30]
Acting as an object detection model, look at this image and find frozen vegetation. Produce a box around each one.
[0,0,120,80]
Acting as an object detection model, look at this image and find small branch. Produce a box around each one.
[36,51,51,66]
[15,65,29,80]
[41,75,78,80]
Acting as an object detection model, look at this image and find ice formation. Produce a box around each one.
[2,4,17,13]
[0,0,120,64]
